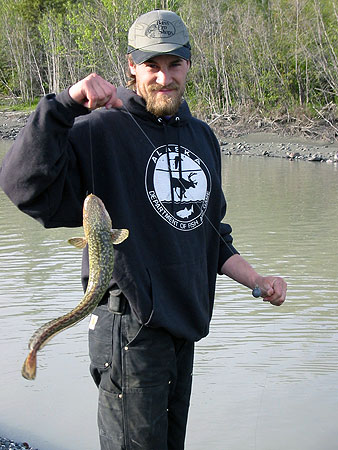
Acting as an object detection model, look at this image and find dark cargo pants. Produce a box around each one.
[88,293,194,450]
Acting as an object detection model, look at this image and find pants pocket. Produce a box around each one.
[98,386,125,449]
[98,383,170,450]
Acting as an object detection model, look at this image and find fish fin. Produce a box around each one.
[22,350,37,380]
[68,237,87,249]
[111,228,129,245]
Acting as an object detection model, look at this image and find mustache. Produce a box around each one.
[148,83,180,92]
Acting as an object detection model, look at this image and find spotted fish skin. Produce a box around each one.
[21,194,129,380]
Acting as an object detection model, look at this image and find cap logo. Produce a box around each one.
[145,20,176,39]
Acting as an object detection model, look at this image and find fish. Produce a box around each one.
[21,194,129,380]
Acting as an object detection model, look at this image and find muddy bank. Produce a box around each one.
[1,109,338,163]
[0,111,30,140]
[219,132,338,163]
[211,114,338,163]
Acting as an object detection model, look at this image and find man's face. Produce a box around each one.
[129,54,190,116]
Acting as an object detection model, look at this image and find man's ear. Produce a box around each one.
[128,59,137,75]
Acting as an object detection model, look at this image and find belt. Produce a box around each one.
[107,288,126,315]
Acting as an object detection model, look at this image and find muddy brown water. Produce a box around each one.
[1,139,338,450]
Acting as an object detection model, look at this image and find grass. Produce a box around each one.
[0,97,40,113]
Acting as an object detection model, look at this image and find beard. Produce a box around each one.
[138,82,185,117]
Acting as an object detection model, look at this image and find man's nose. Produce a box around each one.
[156,69,172,86]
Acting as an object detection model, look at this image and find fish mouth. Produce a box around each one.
[83,194,106,217]
[84,193,104,209]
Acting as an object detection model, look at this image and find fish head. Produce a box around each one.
[83,194,112,236]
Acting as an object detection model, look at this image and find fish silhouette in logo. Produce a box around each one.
[176,205,194,219]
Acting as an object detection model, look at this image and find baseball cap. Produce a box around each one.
[128,10,191,64]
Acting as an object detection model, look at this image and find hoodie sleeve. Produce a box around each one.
[0,90,90,228]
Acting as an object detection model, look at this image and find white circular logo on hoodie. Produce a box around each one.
[145,144,211,231]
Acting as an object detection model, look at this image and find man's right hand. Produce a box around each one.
[69,73,123,110]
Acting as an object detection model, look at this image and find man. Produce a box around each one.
[0,10,286,450]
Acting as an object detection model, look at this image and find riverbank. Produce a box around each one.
[2,109,338,163]
[0,111,30,140]
[211,113,338,163]
[219,131,338,163]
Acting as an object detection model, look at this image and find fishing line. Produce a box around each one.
[122,104,261,297]
[123,105,232,240]
[88,118,96,195]
[123,102,291,450]
[123,104,278,442]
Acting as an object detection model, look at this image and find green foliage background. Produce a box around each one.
[1,0,338,119]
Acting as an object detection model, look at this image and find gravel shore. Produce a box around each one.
[0,111,30,140]
[0,437,37,450]
[1,109,338,164]
[219,132,338,163]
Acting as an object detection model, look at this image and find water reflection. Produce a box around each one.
[1,140,97,449]
[1,140,338,450]
[188,156,338,450]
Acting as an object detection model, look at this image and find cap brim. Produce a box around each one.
[128,45,191,64]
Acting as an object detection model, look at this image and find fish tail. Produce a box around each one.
[22,350,37,380]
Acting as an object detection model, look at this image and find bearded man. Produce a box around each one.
[0,9,286,450]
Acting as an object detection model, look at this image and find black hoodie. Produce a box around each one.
[0,87,238,341]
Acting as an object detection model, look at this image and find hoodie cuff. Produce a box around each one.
[217,222,239,274]
[217,243,239,274]
[55,88,90,121]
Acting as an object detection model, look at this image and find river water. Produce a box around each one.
[0,139,337,450]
